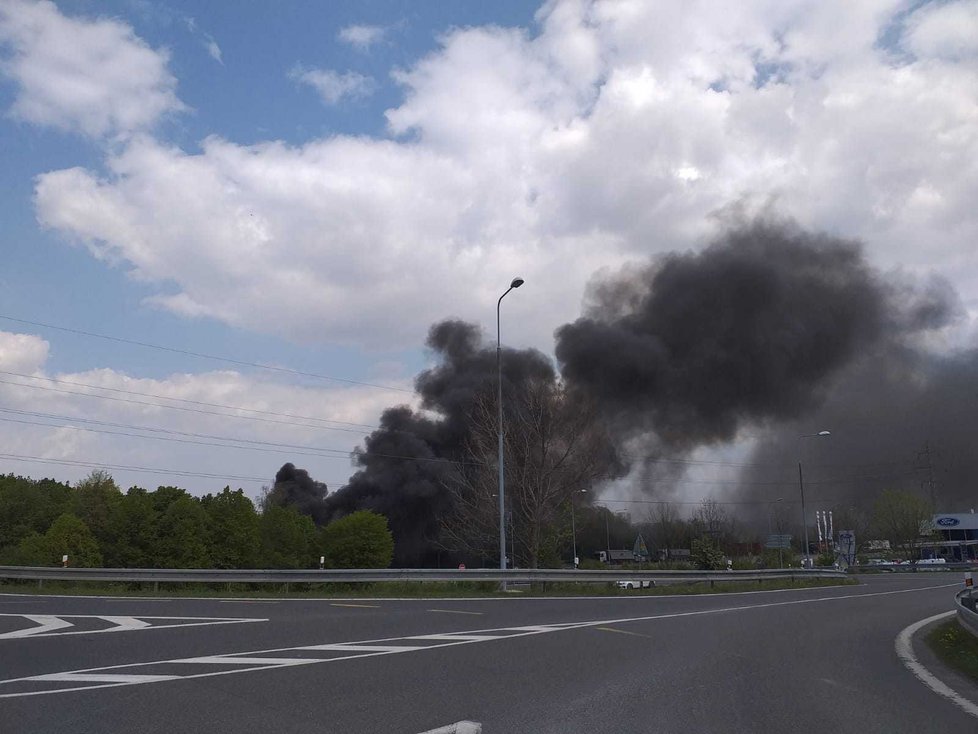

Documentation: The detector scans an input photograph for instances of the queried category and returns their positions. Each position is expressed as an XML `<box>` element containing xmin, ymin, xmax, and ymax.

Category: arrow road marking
<box><xmin>0</xmin><ymin>582</ymin><xmax>958</xmax><ymax>698</ymax></box>
<box><xmin>1</xmin><ymin>615</ymin><xmax>74</xmax><ymax>638</ymax></box>
<box><xmin>0</xmin><ymin>614</ymin><xmax>265</xmax><ymax>639</ymax></box>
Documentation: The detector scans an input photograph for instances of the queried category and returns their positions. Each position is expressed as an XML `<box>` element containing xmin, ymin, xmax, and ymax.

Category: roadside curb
<box><xmin>896</xmin><ymin>611</ymin><xmax>978</xmax><ymax>719</ymax></box>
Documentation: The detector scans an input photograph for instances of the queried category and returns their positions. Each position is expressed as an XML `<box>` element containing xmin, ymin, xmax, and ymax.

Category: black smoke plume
<box><xmin>555</xmin><ymin>219</ymin><xmax>891</xmax><ymax>448</ymax></box>
<box><xmin>266</xmin><ymin>463</ymin><xmax>329</xmax><ymax>524</ymax></box>
<box><xmin>324</xmin><ymin>320</ymin><xmax>556</xmax><ymax>566</ymax></box>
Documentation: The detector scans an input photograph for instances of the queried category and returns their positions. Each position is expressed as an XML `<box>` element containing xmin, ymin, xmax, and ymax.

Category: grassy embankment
<box><xmin>926</xmin><ymin>619</ymin><xmax>978</xmax><ymax>683</ymax></box>
<box><xmin>0</xmin><ymin>576</ymin><xmax>856</xmax><ymax>599</ymax></box>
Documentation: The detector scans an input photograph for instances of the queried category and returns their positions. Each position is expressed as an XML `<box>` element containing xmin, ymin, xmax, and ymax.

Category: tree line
<box><xmin>0</xmin><ymin>471</ymin><xmax>393</xmax><ymax>569</ymax></box>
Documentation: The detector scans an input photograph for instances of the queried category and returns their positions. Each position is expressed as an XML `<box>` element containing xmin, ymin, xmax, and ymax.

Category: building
<box><xmin>926</xmin><ymin>512</ymin><xmax>978</xmax><ymax>561</ymax></box>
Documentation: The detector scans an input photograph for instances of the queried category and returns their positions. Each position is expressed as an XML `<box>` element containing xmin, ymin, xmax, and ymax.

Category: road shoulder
<box><xmin>896</xmin><ymin>612</ymin><xmax>978</xmax><ymax>719</ymax></box>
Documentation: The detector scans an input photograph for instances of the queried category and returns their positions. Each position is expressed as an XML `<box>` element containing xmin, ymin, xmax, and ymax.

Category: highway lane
<box><xmin>0</xmin><ymin>575</ymin><xmax>972</xmax><ymax>732</ymax></box>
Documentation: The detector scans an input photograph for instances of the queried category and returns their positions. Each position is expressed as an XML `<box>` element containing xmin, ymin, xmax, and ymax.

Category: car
<box><xmin>616</xmin><ymin>580</ymin><xmax>655</xmax><ymax>589</ymax></box>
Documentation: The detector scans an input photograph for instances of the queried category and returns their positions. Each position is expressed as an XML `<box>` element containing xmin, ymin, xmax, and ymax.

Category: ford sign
<box><xmin>936</xmin><ymin>517</ymin><xmax>960</xmax><ymax>527</ymax></box>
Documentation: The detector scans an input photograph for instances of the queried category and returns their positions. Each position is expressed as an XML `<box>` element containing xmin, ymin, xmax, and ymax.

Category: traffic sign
<box><xmin>765</xmin><ymin>534</ymin><xmax>792</xmax><ymax>549</ymax></box>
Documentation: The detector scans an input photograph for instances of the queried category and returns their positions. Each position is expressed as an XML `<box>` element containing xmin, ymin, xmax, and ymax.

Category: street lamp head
<box><xmin>818</xmin><ymin>430</ymin><xmax>831</xmax><ymax>436</ymax></box>
<box><xmin>510</xmin><ymin>277</ymin><xmax>525</xmax><ymax>289</ymax></box>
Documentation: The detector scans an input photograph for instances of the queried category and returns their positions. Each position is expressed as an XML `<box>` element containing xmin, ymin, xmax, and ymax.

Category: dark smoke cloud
<box><xmin>324</xmin><ymin>320</ymin><xmax>556</xmax><ymax>566</ymax></box>
<box><xmin>324</xmin><ymin>215</ymin><xmax>973</xmax><ymax>558</ymax></box>
<box><xmin>738</xmin><ymin>343</ymin><xmax>978</xmax><ymax>515</ymax></box>
<box><xmin>556</xmin><ymin>219</ymin><xmax>892</xmax><ymax>448</ymax></box>
<box><xmin>267</xmin><ymin>463</ymin><xmax>329</xmax><ymax>523</ymax></box>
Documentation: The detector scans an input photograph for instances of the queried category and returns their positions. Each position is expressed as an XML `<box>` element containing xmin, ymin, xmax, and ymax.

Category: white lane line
<box><xmin>177</xmin><ymin>656</ymin><xmax>320</xmax><ymax>666</ymax></box>
<box><xmin>0</xmin><ymin>581</ymin><xmax>959</xmax><ymax>699</ymax></box>
<box><xmin>299</xmin><ymin>644</ymin><xmax>426</xmax><ymax>653</ymax></box>
<box><xmin>895</xmin><ymin>611</ymin><xmax>978</xmax><ymax>719</ymax></box>
<box><xmin>418</xmin><ymin>721</ymin><xmax>482</xmax><ymax>734</ymax></box>
<box><xmin>410</xmin><ymin>634</ymin><xmax>500</xmax><ymax>642</ymax></box>
<box><xmin>426</xmin><ymin>609</ymin><xmax>484</xmax><ymax>616</ymax></box>
<box><xmin>0</xmin><ymin>615</ymin><xmax>73</xmax><ymax>638</ymax></box>
<box><xmin>29</xmin><ymin>673</ymin><xmax>179</xmax><ymax>684</ymax></box>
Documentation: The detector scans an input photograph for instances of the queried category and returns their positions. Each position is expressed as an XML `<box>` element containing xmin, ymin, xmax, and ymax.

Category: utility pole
<box><xmin>916</xmin><ymin>441</ymin><xmax>937</xmax><ymax>509</ymax></box>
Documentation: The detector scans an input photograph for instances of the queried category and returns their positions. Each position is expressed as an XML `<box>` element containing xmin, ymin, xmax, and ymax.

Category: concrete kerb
<box><xmin>895</xmin><ymin>610</ymin><xmax>978</xmax><ymax>720</ymax></box>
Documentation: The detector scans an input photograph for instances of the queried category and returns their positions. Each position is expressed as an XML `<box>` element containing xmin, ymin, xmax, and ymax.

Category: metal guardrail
<box><xmin>955</xmin><ymin>588</ymin><xmax>978</xmax><ymax>639</ymax></box>
<box><xmin>849</xmin><ymin>562</ymin><xmax>978</xmax><ymax>573</ymax></box>
<box><xmin>0</xmin><ymin>565</ymin><xmax>847</xmax><ymax>586</ymax></box>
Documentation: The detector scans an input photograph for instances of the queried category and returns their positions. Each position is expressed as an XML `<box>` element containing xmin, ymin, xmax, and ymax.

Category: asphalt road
<box><xmin>0</xmin><ymin>575</ymin><xmax>973</xmax><ymax>733</ymax></box>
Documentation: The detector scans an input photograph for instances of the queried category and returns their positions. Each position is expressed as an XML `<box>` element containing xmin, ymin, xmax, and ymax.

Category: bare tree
<box><xmin>871</xmin><ymin>489</ymin><xmax>934</xmax><ymax>562</ymax></box>
<box><xmin>440</xmin><ymin>378</ymin><xmax>617</xmax><ymax>568</ymax></box>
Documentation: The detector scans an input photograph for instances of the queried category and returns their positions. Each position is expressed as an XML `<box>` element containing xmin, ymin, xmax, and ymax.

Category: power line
<box><xmin>0</xmin><ymin>369</ymin><xmax>379</xmax><ymax>429</ymax></box>
<box><xmin>0</xmin><ymin>378</ymin><xmax>373</xmax><ymax>435</ymax></box>
<box><xmin>0</xmin><ymin>409</ymin><xmax>473</xmax><ymax>467</ymax></box>
<box><xmin>0</xmin><ymin>452</ymin><xmax>272</xmax><ymax>484</ymax></box>
<box><xmin>0</xmin><ymin>314</ymin><xmax>412</xmax><ymax>393</ymax></box>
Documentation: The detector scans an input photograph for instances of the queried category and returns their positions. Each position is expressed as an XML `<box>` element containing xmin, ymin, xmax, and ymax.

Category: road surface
<box><xmin>0</xmin><ymin>575</ymin><xmax>972</xmax><ymax>732</ymax></box>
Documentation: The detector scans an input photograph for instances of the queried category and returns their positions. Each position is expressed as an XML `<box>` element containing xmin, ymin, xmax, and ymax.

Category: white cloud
<box><xmin>904</xmin><ymin>0</ymin><xmax>978</xmax><ymax>60</ymax></box>
<box><xmin>0</xmin><ymin>0</ymin><xmax>185</xmax><ymax>139</ymax></box>
<box><xmin>338</xmin><ymin>24</ymin><xmax>386</xmax><ymax>51</ymax></box>
<box><xmin>0</xmin><ymin>330</ymin><xmax>409</xmax><ymax>495</ymax></box>
<box><xmin>289</xmin><ymin>65</ymin><xmax>375</xmax><ymax>104</ymax></box>
<box><xmin>0</xmin><ymin>331</ymin><xmax>49</xmax><ymax>373</ymax></box>
<box><xmin>30</xmin><ymin>0</ymin><xmax>978</xmax><ymax>352</ymax></box>
<box><xmin>205</xmin><ymin>37</ymin><xmax>223</xmax><ymax>64</ymax></box>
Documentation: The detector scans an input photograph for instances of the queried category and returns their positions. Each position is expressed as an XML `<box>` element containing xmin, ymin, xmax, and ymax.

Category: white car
<box><xmin>616</xmin><ymin>580</ymin><xmax>655</xmax><ymax>589</ymax></box>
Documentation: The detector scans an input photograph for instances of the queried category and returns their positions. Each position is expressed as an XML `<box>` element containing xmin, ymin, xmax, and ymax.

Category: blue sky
<box><xmin>0</xmin><ymin>0</ymin><xmax>975</xmax><ymax>497</ymax></box>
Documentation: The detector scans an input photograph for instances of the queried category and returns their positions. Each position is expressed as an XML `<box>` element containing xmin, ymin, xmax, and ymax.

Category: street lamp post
<box><xmin>799</xmin><ymin>430</ymin><xmax>831</xmax><ymax>569</ymax></box>
<box><xmin>570</xmin><ymin>489</ymin><xmax>586</xmax><ymax>568</ymax></box>
<box><xmin>497</xmin><ymin>277</ymin><xmax>524</xmax><ymax>571</ymax></box>
<box><xmin>768</xmin><ymin>497</ymin><xmax>783</xmax><ymax>568</ymax></box>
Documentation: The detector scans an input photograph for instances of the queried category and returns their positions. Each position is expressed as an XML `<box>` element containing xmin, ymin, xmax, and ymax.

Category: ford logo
<box><xmin>936</xmin><ymin>517</ymin><xmax>960</xmax><ymax>527</ymax></box>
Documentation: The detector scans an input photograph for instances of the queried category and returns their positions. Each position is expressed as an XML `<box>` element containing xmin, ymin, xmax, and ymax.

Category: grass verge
<box><xmin>926</xmin><ymin>619</ymin><xmax>978</xmax><ymax>683</ymax></box>
<box><xmin>0</xmin><ymin>576</ymin><xmax>855</xmax><ymax>599</ymax></box>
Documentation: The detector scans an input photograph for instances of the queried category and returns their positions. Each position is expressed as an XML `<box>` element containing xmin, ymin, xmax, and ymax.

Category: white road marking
<box><xmin>30</xmin><ymin>673</ymin><xmax>180</xmax><ymax>684</ymax></box>
<box><xmin>177</xmin><ymin>656</ymin><xmax>319</xmax><ymax>666</ymax></box>
<box><xmin>410</xmin><ymin>634</ymin><xmax>499</xmax><ymax>642</ymax></box>
<box><xmin>418</xmin><ymin>721</ymin><xmax>482</xmax><ymax>734</ymax></box>
<box><xmin>0</xmin><ymin>581</ymin><xmax>957</xmax><ymax>699</ymax></box>
<box><xmin>1</xmin><ymin>615</ymin><xmax>73</xmax><ymax>638</ymax></box>
<box><xmin>0</xmin><ymin>613</ymin><xmax>266</xmax><ymax>639</ymax></box>
<box><xmin>299</xmin><ymin>643</ymin><xmax>425</xmax><ymax>653</ymax></box>
<box><xmin>426</xmin><ymin>609</ymin><xmax>484</xmax><ymax>615</ymax></box>
<box><xmin>895</xmin><ymin>611</ymin><xmax>978</xmax><ymax>719</ymax></box>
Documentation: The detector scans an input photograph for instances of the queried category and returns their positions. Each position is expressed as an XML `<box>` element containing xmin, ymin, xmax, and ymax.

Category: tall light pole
<box><xmin>768</xmin><ymin>497</ymin><xmax>783</xmax><ymax>568</ymax></box>
<box><xmin>799</xmin><ymin>430</ymin><xmax>831</xmax><ymax>569</ymax></box>
<box><xmin>497</xmin><ymin>277</ymin><xmax>524</xmax><ymax>570</ymax></box>
<box><xmin>570</xmin><ymin>489</ymin><xmax>587</xmax><ymax>568</ymax></box>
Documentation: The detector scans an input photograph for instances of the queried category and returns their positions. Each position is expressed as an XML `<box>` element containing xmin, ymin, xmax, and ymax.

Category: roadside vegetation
<box><xmin>926</xmin><ymin>619</ymin><xmax>978</xmax><ymax>683</ymax></box>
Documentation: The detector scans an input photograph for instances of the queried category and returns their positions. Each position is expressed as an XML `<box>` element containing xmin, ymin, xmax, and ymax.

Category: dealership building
<box><xmin>928</xmin><ymin>513</ymin><xmax>978</xmax><ymax>561</ymax></box>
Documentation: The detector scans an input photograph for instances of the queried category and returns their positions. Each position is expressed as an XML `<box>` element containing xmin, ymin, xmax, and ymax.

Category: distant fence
<box><xmin>955</xmin><ymin>588</ymin><xmax>978</xmax><ymax>639</ymax></box>
<box><xmin>0</xmin><ymin>566</ymin><xmax>847</xmax><ymax>586</ymax></box>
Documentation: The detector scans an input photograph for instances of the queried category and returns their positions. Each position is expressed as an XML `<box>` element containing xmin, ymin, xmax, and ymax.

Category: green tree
<box><xmin>157</xmin><ymin>495</ymin><xmax>211</xmax><ymax>568</ymax></box>
<box><xmin>259</xmin><ymin>506</ymin><xmax>316</xmax><ymax>569</ymax></box>
<box><xmin>691</xmin><ymin>538</ymin><xmax>725</xmax><ymax>570</ymax></box>
<box><xmin>320</xmin><ymin>511</ymin><xmax>394</xmax><ymax>569</ymax></box>
<box><xmin>15</xmin><ymin>513</ymin><xmax>103</xmax><ymax>567</ymax></box>
<box><xmin>105</xmin><ymin>487</ymin><xmax>159</xmax><ymax>567</ymax></box>
<box><xmin>0</xmin><ymin>474</ymin><xmax>72</xmax><ymax>551</ymax></box>
<box><xmin>71</xmin><ymin>470</ymin><xmax>123</xmax><ymax>559</ymax></box>
<box><xmin>203</xmin><ymin>487</ymin><xmax>260</xmax><ymax>568</ymax></box>
<box><xmin>871</xmin><ymin>489</ymin><xmax>933</xmax><ymax>562</ymax></box>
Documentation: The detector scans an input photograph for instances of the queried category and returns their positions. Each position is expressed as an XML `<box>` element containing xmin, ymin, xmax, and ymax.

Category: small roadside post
<box><xmin>319</xmin><ymin>556</ymin><xmax>324</xmax><ymax>570</ymax></box>
<box><xmin>62</xmin><ymin>554</ymin><xmax>68</xmax><ymax>568</ymax></box>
